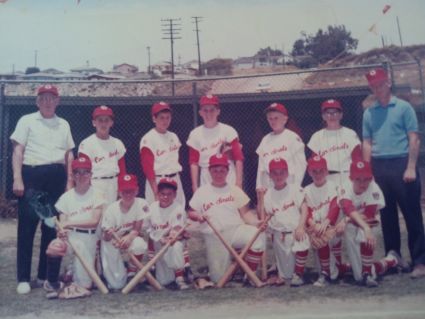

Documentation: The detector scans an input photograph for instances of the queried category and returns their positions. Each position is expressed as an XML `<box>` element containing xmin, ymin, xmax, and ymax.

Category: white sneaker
<box><xmin>290</xmin><ymin>274</ymin><xmax>305</xmax><ymax>287</ymax></box>
<box><xmin>175</xmin><ymin>276</ymin><xmax>189</xmax><ymax>290</ymax></box>
<box><xmin>17</xmin><ymin>282</ymin><xmax>31</xmax><ymax>295</ymax></box>
<box><xmin>313</xmin><ymin>273</ymin><xmax>330</xmax><ymax>287</ymax></box>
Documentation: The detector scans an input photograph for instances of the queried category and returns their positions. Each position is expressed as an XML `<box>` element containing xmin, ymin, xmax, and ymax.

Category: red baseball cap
<box><xmin>37</xmin><ymin>84</ymin><xmax>59</xmax><ymax>96</ymax></box>
<box><xmin>365</xmin><ymin>68</ymin><xmax>389</xmax><ymax>85</ymax></box>
<box><xmin>92</xmin><ymin>105</ymin><xmax>114</xmax><ymax>119</ymax></box>
<box><xmin>200</xmin><ymin>95</ymin><xmax>220</xmax><ymax>107</ymax></box>
<box><xmin>268</xmin><ymin>158</ymin><xmax>288</xmax><ymax>171</ymax></box>
<box><xmin>321</xmin><ymin>99</ymin><xmax>342</xmax><ymax>111</ymax></box>
<box><xmin>264</xmin><ymin>102</ymin><xmax>288</xmax><ymax>116</ymax></box>
<box><xmin>209</xmin><ymin>154</ymin><xmax>229</xmax><ymax>167</ymax></box>
<box><xmin>118</xmin><ymin>174</ymin><xmax>139</xmax><ymax>191</ymax></box>
<box><xmin>151</xmin><ymin>101</ymin><xmax>171</xmax><ymax>116</ymax></box>
<box><xmin>158</xmin><ymin>178</ymin><xmax>178</xmax><ymax>190</ymax></box>
<box><xmin>71</xmin><ymin>156</ymin><xmax>92</xmax><ymax>171</ymax></box>
<box><xmin>307</xmin><ymin>155</ymin><xmax>327</xmax><ymax>170</ymax></box>
<box><xmin>350</xmin><ymin>160</ymin><xmax>373</xmax><ymax>179</ymax></box>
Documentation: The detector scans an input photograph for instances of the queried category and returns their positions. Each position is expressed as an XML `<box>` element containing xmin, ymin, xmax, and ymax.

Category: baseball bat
<box><xmin>109</xmin><ymin>231</ymin><xmax>162</xmax><ymax>291</ymax></box>
<box><xmin>216</xmin><ymin>211</ymin><xmax>273</xmax><ymax>288</ymax></box>
<box><xmin>204</xmin><ymin>217</ymin><xmax>264</xmax><ymax>288</ymax></box>
<box><xmin>122</xmin><ymin>224</ymin><xmax>189</xmax><ymax>294</ymax></box>
<box><xmin>55</xmin><ymin>219</ymin><xmax>109</xmax><ymax>294</ymax></box>
<box><xmin>257</xmin><ymin>190</ymin><xmax>268</xmax><ymax>281</ymax></box>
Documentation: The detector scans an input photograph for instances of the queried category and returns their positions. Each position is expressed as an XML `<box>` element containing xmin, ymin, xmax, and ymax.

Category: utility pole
<box><xmin>146</xmin><ymin>46</ymin><xmax>151</xmax><ymax>74</ymax></box>
<box><xmin>396</xmin><ymin>16</ymin><xmax>404</xmax><ymax>47</ymax></box>
<box><xmin>192</xmin><ymin>16</ymin><xmax>203</xmax><ymax>76</ymax></box>
<box><xmin>161</xmin><ymin>18</ymin><xmax>181</xmax><ymax>96</ymax></box>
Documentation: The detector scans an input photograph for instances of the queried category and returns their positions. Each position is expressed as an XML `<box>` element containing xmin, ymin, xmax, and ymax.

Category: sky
<box><xmin>0</xmin><ymin>0</ymin><xmax>425</xmax><ymax>74</ymax></box>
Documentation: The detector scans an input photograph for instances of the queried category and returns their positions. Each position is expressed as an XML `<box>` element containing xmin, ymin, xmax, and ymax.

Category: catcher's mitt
<box><xmin>194</xmin><ymin>277</ymin><xmax>215</xmax><ymax>290</ymax></box>
<box><xmin>26</xmin><ymin>190</ymin><xmax>55</xmax><ymax>221</ymax></box>
<box><xmin>306</xmin><ymin>224</ymin><xmax>336</xmax><ymax>249</ymax></box>
<box><xmin>58</xmin><ymin>283</ymin><xmax>92</xmax><ymax>299</ymax></box>
<box><xmin>46</xmin><ymin>239</ymin><xmax>68</xmax><ymax>257</ymax></box>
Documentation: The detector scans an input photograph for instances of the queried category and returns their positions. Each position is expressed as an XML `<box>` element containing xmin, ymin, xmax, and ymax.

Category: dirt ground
<box><xmin>1</xmin><ymin>218</ymin><xmax>425</xmax><ymax>319</ymax></box>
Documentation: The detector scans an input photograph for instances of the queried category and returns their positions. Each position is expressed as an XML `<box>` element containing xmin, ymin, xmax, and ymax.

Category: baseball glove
<box><xmin>46</xmin><ymin>239</ymin><xmax>68</xmax><ymax>257</ymax></box>
<box><xmin>26</xmin><ymin>190</ymin><xmax>55</xmax><ymax>220</ymax></box>
<box><xmin>306</xmin><ymin>224</ymin><xmax>336</xmax><ymax>249</ymax></box>
<box><xmin>194</xmin><ymin>277</ymin><xmax>215</xmax><ymax>290</ymax></box>
<box><xmin>58</xmin><ymin>283</ymin><xmax>91</xmax><ymax>299</ymax></box>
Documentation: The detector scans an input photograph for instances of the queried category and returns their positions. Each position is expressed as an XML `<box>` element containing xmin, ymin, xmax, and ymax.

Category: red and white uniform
<box><xmin>308</xmin><ymin>127</ymin><xmax>360</xmax><ymax>185</ymax></box>
<box><xmin>55</xmin><ymin>186</ymin><xmax>106</xmax><ymax>288</ymax></box>
<box><xmin>264</xmin><ymin>184</ymin><xmax>309</xmax><ymax>279</ymax></box>
<box><xmin>256</xmin><ymin>129</ymin><xmax>306</xmax><ymax>189</ymax></box>
<box><xmin>147</xmin><ymin>201</ymin><xmax>186</xmax><ymax>285</ymax></box>
<box><xmin>140</xmin><ymin>128</ymin><xmax>184</xmax><ymax>206</ymax></box>
<box><xmin>189</xmin><ymin>184</ymin><xmax>265</xmax><ymax>282</ymax></box>
<box><xmin>304</xmin><ymin>180</ymin><xmax>341</xmax><ymax>279</ymax></box>
<box><xmin>338</xmin><ymin>180</ymin><xmax>385</xmax><ymax>281</ymax></box>
<box><xmin>100</xmin><ymin>198</ymin><xmax>150</xmax><ymax>289</ymax></box>
<box><xmin>79</xmin><ymin>134</ymin><xmax>126</xmax><ymax>204</ymax></box>
<box><xmin>187</xmin><ymin>123</ymin><xmax>242</xmax><ymax>186</ymax></box>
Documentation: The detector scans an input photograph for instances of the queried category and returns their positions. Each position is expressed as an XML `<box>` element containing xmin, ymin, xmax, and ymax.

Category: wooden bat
<box><xmin>216</xmin><ymin>211</ymin><xmax>273</xmax><ymax>288</ymax></box>
<box><xmin>109</xmin><ymin>231</ymin><xmax>162</xmax><ymax>291</ymax></box>
<box><xmin>204</xmin><ymin>217</ymin><xmax>264</xmax><ymax>288</ymax></box>
<box><xmin>257</xmin><ymin>190</ymin><xmax>268</xmax><ymax>281</ymax></box>
<box><xmin>122</xmin><ymin>224</ymin><xmax>189</xmax><ymax>294</ymax></box>
<box><xmin>55</xmin><ymin>219</ymin><xmax>109</xmax><ymax>294</ymax></box>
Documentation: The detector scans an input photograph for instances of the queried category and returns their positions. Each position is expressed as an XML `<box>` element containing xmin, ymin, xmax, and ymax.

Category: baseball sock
<box><xmin>317</xmin><ymin>245</ymin><xmax>331</xmax><ymax>276</ymax></box>
<box><xmin>295</xmin><ymin>250</ymin><xmax>308</xmax><ymax>275</ymax></box>
<box><xmin>245</xmin><ymin>249</ymin><xmax>263</xmax><ymax>271</ymax></box>
<box><xmin>360</xmin><ymin>243</ymin><xmax>374</xmax><ymax>275</ymax></box>
<box><xmin>148</xmin><ymin>239</ymin><xmax>155</xmax><ymax>261</ymax></box>
<box><xmin>46</xmin><ymin>256</ymin><xmax>62</xmax><ymax>288</ymax></box>
<box><xmin>374</xmin><ymin>256</ymin><xmax>397</xmax><ymax>275</ymax></box>
<box><xmin>175</xmin><ymin>269</ymin><xmax>184</xmax><ymax>278</ymax></box>
<box><xmin>331</xmin><ymin>240</ymin><xmax>351</xmax><ymax>274</ymax></box>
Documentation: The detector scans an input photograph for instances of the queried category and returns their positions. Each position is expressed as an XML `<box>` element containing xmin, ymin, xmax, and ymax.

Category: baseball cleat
<box><xmin>290</xmin><ymin>274</ymin><xmax>305</xmax><ymax>287</ymax></box>
<box><xmin>175</xmin><ymin>276</ymin><xmax>190</xmax><ymax>290</ymax></box>
<box><xmin>410</xmin><ymin>264</ymin><xmax>425</xmax><ymax>279</ymax></box>
<box><xmin>184</xmin><ymin>266</ymin><xmax>195</xmax><ymax>284</ymax></box>
<box><xmin>363</xmin><ymin>273</ymin><xmax>378</xmax><ymax>288</ymax></box>
<box><xmin>313</xmin><ymin>273</ymin><xmax>330</xmax><ymax>287</ymax></box>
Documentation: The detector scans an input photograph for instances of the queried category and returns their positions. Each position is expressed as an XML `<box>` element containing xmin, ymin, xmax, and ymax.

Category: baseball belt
<box><xmin>155</xmin><ymin>173</ymin><xmax>177</xmax><ymax>178</ymax></box>
<box><xmin>92</xmin><ymin>174</ymin><xmax>118</xmax><ymax>180</ymax></box>
<box><xmin>72</xmin><ymin>228</ymin><xmax>97</xmax><ymax>234</ymax></box>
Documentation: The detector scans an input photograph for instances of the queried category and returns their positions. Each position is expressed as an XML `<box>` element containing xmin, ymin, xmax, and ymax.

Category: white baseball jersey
<box><xmin>101</xmin><ymin>198</ymin><xmax>150</xmax><ymax>236</ymax></box>
<box><xmin>189</xmin><ymin>183</ymin><xmax>249</xmax><ymax>234</ymax></box>
<box><xmin>256</xmin><ymin>129</ymin><xmax>306</xmax><ymax>189</ymax></box>
<box><xmin>338</xmin><ymin>180</ymin><xmax>385</xmax><ymax>216</ymax></box>
<box><xmin>55</xmin><ymin>186</ymin><xmax>106</xmax><ymax>224</ymax></box>
<box><xmin>187</xmin><ymin>123</ymin><xmax>239</xmax><ymax>185</ymax></box>
<box><xmin>79</xmin><ymin>134</ymin><xmax>126</xmax><ymax>178</ymax></box>
<box><xmin>307</xmin><ymin>127</ymin><xmax>360</xmax><ymax>172</ymax></box>
<box><xmin>304</xmin><ymin>180</ymin><xmax>339</xmax><ymax>223</ymax></box>
<box><xmin>147</xmin><ymin>201</ymin><xmax>186</xmax><ymax>242</ymax></box>
<box><xmin>264</xmin><ymin>184</ymin><xmax>305</xmax><ymax>232</ymax></box>
<box><xmin>140</xmin><ymin>128</ymin><xmax>182</xmax><ymax>175</ymax></box>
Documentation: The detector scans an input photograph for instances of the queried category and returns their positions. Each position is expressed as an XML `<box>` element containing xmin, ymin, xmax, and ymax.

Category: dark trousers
<box><xmin>17</xmin><ymin>164</ymin><xmax>67</xmax><ymax>282</ymax></box>
<box><xmin>372</xmin><ymin>157</ymin><xmax>425</xmax><ymax>266</ymax></box>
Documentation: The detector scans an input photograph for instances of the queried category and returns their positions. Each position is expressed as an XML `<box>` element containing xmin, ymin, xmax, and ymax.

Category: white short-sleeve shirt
<box><xmin>10</xmin><ymin>111</ymin><xmax>75</xmax><ymax>165</ymax></box>
<box><xmin>304</xmin><ymin>180</ymin><xmax>339</xmax><ymax>223</ymax></box>
<box><xmin>147</xmin><ymin>201</ymin><xmax>186</xmax><ymax>242</ymax></box>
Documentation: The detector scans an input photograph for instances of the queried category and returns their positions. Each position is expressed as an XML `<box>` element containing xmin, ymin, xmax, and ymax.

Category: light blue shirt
<box><xmin>362</xmin><ymin>96</ymin><xmax>418</xmax><ymax>159</ymax></box>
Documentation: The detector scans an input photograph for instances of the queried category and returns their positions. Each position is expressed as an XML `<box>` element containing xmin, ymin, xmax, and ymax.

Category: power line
<box><xmin>192</xmin><ymin>16</ymin><xmax>203</xmax><ymax>76</ymax></box>
<box><xmin>161</xmin><ymin>18</ymin><xmax>181</xmax><ymax>96</ymax></box>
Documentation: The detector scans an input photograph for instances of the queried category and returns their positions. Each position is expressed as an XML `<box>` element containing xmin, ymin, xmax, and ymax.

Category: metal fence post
<box><xmin>414</xmin><ymin>58</ymin><xmax>425</xmax><ymax>125</ymax></box>
<box><xmin>192</xmin><ymin>81</ymin><xmax>198</xmax><ymax>128</ymax></box>
<box><xmin>0</xmin><ymin>83</ymin><xmax>6</xmax><ymax>195</ymax></box>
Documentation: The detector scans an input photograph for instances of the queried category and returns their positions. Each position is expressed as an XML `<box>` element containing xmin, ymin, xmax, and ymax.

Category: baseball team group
<box><xmin>10</xmin><ymin>67</ymin><xmax>425</xmax><ymax>299</ymax></box>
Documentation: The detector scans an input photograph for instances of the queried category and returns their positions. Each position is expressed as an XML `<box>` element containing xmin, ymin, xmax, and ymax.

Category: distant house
<box><xmin>151</xmin><ymin>62</ymin><xmax>172</xmax><ymax>77</ymax></box>
<box><xmin>42</xmin><ymin>68</ymin><xmax>64</xmax><ymax>75</ymax></box>
<box><xmin>0</xmin><ymin>73</ymin><xmax>18</xmax><ymax>80</ymax></box>
<box><xmin>233</xmin><ymin>57</ymin><xmax>255</xmax><ymax>70</ymax></box>
<box><xmin>181</xmin><ymin>60</ymin><xmax>199</xmax><ymax>75</ymax></box>
<box><xmin>70</xmin><ymin>66</ymin><xmax>103</xmax><ymax>75</ymax></box>
<box><xmin>112</xmin><ymin>63</ymin><xmax>138</xmax><ymax>75</ymax></box>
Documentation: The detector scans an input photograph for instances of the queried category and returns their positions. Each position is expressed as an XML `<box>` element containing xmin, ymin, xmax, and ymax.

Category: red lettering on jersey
<box><xmin>109</xmin><ymin>149</ymin><xmax>119</xmax><ymax>158</ymax></box>
<box><xmin>211</xmin><ymin>138</ymin><xmax>225</xmax><ymax>150</ymax></box>
<box><xmin>310</xmin><ymin>197</ymin><xmax>331</xmax><ymax>212</ymax></box>
<box><xmin>319</xmin><ymin>143</ymin><xmax>349</xmax><ymax>157</ymax></box>
<box><xmin>156</xmin><ymin>149</ymin><xmax>166</xmax><ymax>157</ymax></box>
<box><xmin>152</xmin><ymin>221</ymin><xmax>170</xmax><ymax>231</ymax></box>
<box><xmin>68</xmin><ymin>204</ymin><xmax>94</xmax><ymax>217</ymax></box>
<box><xmin>94</xmin><ymin>156</ymin><xmax>105</xmax><ymax>163</ymax></box>
<box><xmin>169</xmin><ymin>144</ymin><xmax>179</xmax><ymax>152</ymax></box>
<box><xmin>216</xmin><ymin>194</ymin><xmax>235</xmax><ymax>205</ymax></box>
<box><xmin>281</xmin><ymin>201</ymin><xmax>295</xmax><ymax>211</ymax></box>
<box><xmin>203</xmin><ymin>202</ymin><xmax>214</xmax><ymax>212</ymax></box>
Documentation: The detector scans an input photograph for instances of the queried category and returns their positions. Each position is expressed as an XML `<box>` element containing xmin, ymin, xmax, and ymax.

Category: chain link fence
<box><xmin>1</xmin><ymin>62</ymin><xmax>424</xmax><ymax>206</ymax></box>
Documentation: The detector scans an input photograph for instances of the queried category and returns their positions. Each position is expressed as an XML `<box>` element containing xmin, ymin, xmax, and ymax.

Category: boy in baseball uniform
<box><xmin>256</xmin><ymin>103</ymin><xmax>306</xmax><ymax>197</ymax></box>
<box><xmin>339</xmin><ymin>160</ymin><xmax>399</xmax><ymax>287</ymax></box>
<box><xmin>187</xmin><ymin>95</ymin><xmax>244</xmax><ymax>194</ymax></box>
<box><xmin>140</xmin><ymin>101</ymin><xmax>185</xmax><ymax>207</ymax></box>
<box><xmin>44</xmin><ymin>157</ymin><xmax>106</xmax><ymax>298</ymax></box>
<box><xmin>303</xmin><ymin>155</ymin><xmax>342</xmax><ymax>287</ymax></box>
<box><xmin>79</xmin><ymin>105</ymin><xmax>126</xmax><ymax>204</ymax></box>
<box><xmin>188</xmin><ymin>154</ymin><xmax>265</xmax><ymax>284</ymax></box>
<box><xmin>263</xmin><ymin>158</ymin><xmax>310</xmax><ymax>287</ymax></box>
<box><xmin>101</xmin><ymin>174</ymin><xmax>150</xmax><ymax>290</ymax></box>
<box><xmin>147</xmin><ymin>178</ymin><xmax>189</xmax><ymax>290</ymax></box>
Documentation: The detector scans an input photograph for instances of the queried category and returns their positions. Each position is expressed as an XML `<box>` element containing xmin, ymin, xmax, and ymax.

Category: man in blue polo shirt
<box><xmin>362</xmin><ymin>67</ymin><xmax>425</xmax><ymax>278</ymax></box>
